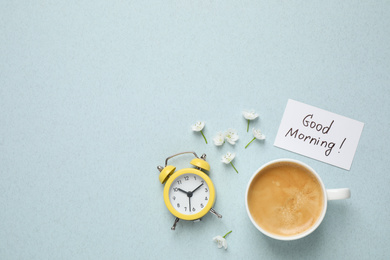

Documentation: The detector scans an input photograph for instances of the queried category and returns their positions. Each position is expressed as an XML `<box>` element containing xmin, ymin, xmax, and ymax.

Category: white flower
<box><xmin>191</xmin><ymin>121</ymin><xmax>205</xmax><ymax>132</ymax></box>
<box><xmin>242</xmin><ymin>110</ymin><xmax>259</xmax><ymax>120</ymax></box>
<box><xmin>221</xmin><ymin>152</ymin><xmax>238</xmax><ymax>173</ymax></box>
<box><xmin>242</xmin><ymin>110</ymin><xmax>259</xmax><ymax>132</ymax></box>
<box><xmin>213</xmin><ymin>236</ymin><xmax>227</xmax><ymax>249</ymax></box>
<box><xmin>213</xmin><ymin>132</ymin><xmax>225</xmax><ymax>146</ymax></box>
<box><xmin>221</xmin><ymin>152</ymin><xmax>235</xmax><ymax>164</ymax></box>
<box><xmin>213</xmin><ymin>231</ymin><xmax>232</xmax><ymax>250</ymax></box>
<box><xmin>253</xmin><ymin>128</ymin><xmax>266</xmax><ymax>140</ymax></box>
<box><xmin>245</xmin><ymin>128</ymin><xmax>266</xmax><ymax>149</ymax></box>
<box><xmin>212</xmin><ymin>129</ymin><xmax>238</xmax><ymax>146</ymax></box>
<box><xmin>224</xmin><ymin>128</ymin><xmax>239</xmax><ymax>145</ymax></box>
<box><xmin>191</xmin><ymin>121</ymin><xmax>208</xmax><ymax>144</ymax></box>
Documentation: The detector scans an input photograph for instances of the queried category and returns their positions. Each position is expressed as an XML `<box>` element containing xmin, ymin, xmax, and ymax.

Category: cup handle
<box><xmin>326</xmin><ymin>188</ymin><xmax>351</xmax><ymax>200</ymax></box>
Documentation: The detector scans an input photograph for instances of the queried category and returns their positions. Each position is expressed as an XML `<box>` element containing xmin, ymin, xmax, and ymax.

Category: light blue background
<box><xmin>1</xmin><ymin>1</ymin><xmax>389</xmax><ymax>259</ymax></box>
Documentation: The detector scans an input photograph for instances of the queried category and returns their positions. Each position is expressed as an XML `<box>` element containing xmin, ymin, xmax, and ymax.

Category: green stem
<box><xmin>223</xmin><ymin>230</ymin><xmax>232</xmax><ymax>238</ymax></box>
<box><xmin>230</xmin><ymin>162</ymin><xmax>238</xmax><ymax>173</ymax></box>
<box><xmin>245</xmin><ymin>137</ymin><xmax>256</xmax><ymax>149</ymax></box>
<box><xmin>200</xmin><ymin>130</ymin><xmax>208</xmax><ymax>144</ymax></box>
<box><xmin>247</xmin><ymin>120</ymin><xmax>250</xmax><ymax>132</ymax></box>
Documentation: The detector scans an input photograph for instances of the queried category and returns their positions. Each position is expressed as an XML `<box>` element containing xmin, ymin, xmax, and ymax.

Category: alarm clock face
<box><xmin>168</xmin><ymin>173</ymin><xmax>211</xmax><ymax>215</ymax></box>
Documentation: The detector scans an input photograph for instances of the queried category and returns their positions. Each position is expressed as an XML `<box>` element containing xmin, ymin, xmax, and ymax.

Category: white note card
<box><xmin>274</xmin><ymin>99</ymin><xmax>364</xmax><ymax>170</ymax></box>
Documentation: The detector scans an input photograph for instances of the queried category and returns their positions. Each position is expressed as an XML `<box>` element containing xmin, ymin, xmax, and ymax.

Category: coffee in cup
<box><xmin>245</xmin><ymin>159</ymin><xmax>350</xmax><ymax>240</ymax></box>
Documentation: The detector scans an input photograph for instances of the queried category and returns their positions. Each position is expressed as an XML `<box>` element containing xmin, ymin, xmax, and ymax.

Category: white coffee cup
<box><xmin>245</xmin><ymin>158</ymin><xmax>351</xmax><ymax>241</ymax></box>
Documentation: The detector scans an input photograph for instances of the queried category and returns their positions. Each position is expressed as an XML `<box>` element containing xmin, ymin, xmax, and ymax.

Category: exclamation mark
<box><xmin>338</xmin><ymin>138</ymin><xmax>346</xmax><ymax>153</ymax></box>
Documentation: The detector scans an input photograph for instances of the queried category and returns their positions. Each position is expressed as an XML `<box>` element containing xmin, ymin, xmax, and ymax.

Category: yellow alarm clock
<box><xmin>157</xmin><ymin>151</ymin><xmax>222</xmax><ymax>230</ymax></box>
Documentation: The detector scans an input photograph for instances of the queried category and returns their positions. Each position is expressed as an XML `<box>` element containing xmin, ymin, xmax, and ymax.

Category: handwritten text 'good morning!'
<box><xmin>284</xmin><ymin>114</ymin><xmax>346</xmax><ymax>156</ymax></box>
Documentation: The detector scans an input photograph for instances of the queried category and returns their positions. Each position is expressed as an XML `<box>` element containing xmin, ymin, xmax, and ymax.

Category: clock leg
<box><xmin>171</xmin><ymin>217</ymin><xmax>180</xmax><ymax>230</ymax></box>
<box><xmin>210</xmin><ymin>208</ymin><xmax>222</xmax><ymax>218</ymax></box>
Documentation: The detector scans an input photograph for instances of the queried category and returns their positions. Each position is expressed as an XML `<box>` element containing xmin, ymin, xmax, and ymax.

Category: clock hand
<box><xmin>178</xmin><ymin>188</ymin><xmax>195</xmax><ymax>197</ymax></box>
<box><xmin>178</xmin><ymin>188</ymin><xmax>188</xmax><ymax>194</ymax></box>
<box><xmin>191</xmin><ymin>183</ymin><xmax>204</xmax><ymax>193</ymax></box>
<box><xmin>176</xmin><ymin>188</ymin><xmax>193</xmax><ymax>211</ymax></box>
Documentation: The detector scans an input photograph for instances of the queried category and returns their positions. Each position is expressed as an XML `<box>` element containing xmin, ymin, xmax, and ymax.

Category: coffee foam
<box><xmin>247</xmin><ymin>162</ymin><xmax>324</xmax><ymax>237</ymax></box>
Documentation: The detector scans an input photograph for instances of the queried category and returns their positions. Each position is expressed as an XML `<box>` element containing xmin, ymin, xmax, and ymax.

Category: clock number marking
<box><xmin>177</xmin><ymin>203</ymin><xmax>180</xmax><ymax>208</ymax></box>
<box><xmin>184</xmin><ymin>207</ymin><xmax>187</xmax><ymax>211</ymax></box>
<box><xmin>205</xmin><ymin>196</ymin><xmax>208</xmax><ymax>200</ymax></box>
<box><xmin>205</xmin><ymin>188</ymin><xmax>208</xmax><ymax>192</ymax></box>
<box><xmin>192</xmin><ymin>207</ymin><xmax>196</xmax><ymax>212</ymax></box>
<box><xmin>172</xmin><ymin>196</ymin><xmax>176</xmax><ymax>200</ymax></box>
<box><xmin>173</xmin><ymin>187</ymin><xmax>178</xmax><ymax>192</ymax></box>
<box><xmin>193</xmin><ymin>176</ymin><xmax>197</xmax><ymax>180</ymax></box>
<box><xmin>184</xmin><ymin>176</ymin><xmax>189</xmax><ymax>181</ymax></box>
<box><xmin>200</xmin><ymin>203</ymin><xmax>204</xmax><ymax>208</ymax></box>
<box><xmin>177</xmin><ymin>180</ymin><xmax>182</xmax><ymax>185</ymax></box>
